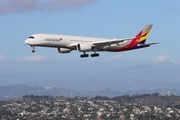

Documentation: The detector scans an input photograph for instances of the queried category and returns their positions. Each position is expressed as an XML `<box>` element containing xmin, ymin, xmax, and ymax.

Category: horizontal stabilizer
<box><xmin>137</xmin><ymin>42</ymin><xmax>160</xmax><ymax>48</ymax></box>
<box><xmin>144</xmin><ymin>42</ymin><xmax>160</xmax><ymax>46</ymax></box>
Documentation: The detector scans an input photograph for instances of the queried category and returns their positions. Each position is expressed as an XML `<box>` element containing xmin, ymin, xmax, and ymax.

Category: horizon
<box><xmin>0</xmin><ymin>0</ymin><xmax>180</xmax><ymax>92</ymax></box>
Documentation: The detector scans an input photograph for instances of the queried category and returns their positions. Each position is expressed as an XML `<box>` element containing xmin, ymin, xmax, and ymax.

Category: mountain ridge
<box><xmin>0</xmin><ymin>84</ymin><xmax>180</xmax><ymax>100</ymax></box>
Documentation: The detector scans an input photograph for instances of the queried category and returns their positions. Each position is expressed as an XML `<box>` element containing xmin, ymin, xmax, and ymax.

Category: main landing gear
<box><xmin>80</xmin><ymin>52</ymin><xmax>99</xmax><ymax>58</ymax></box>
<box><xmin>31</xmin><ymin>46</ymin><xmax>35</xmax><ymax>53</ymax></box>
<box><xmin>91</xmin><ymin>53</ymin><xmax>99</xmax><ymax>57</ymax></box>
<box><xmin>91</xmin><ymin>51</ymin><xmax>99</xmax><ymax>57</ymax></box>
<box><xmin>80</xmin><ymin>54</ymin><xmax>89</xmax><ymax>58</ymax></box>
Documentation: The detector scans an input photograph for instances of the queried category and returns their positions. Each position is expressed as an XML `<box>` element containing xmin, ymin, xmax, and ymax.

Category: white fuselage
<box><xmin>25</xmin><ymin>34</ymin><xmax>130</xmax><ymax>52</ymax></box>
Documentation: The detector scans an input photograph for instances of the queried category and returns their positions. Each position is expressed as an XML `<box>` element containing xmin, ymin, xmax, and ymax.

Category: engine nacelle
<box><xmin>77</xmin><ymin>44</ymin><xmax>92</xmax><ymax>52</ymax></box>
<box><xmin>57</xmin><ymin>48</ymin><xmax>72</xmax><ymax>53</ymax></box>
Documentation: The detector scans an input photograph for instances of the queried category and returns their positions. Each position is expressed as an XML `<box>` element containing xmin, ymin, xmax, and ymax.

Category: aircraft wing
<box><xmin>91</xmin><ymin>37</ymin><xmax>137</xmax><ymax>50</ymax></box>
<box><xmin>92</xmin><ymin>37</ymin><xmax>136</xmax><ymax>45</ymax></box>
<box><xmin>67</xmin><ymin>37</ymin><xmax>138</xmax><ymax>50</ymax></box>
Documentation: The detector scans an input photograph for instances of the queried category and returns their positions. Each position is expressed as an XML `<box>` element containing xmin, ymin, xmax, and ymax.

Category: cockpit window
<box><xmin>29</xmin><ymin>36</ymin><xmax>34</xmax><ymax>39</ymax></box>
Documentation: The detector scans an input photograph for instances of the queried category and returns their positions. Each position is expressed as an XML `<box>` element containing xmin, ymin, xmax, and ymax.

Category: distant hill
<box><xmin>0</xmin><ymin>65</ymin><xmax>180</xmax><ymax>92</ymax></box>
<box><xmin>0</xmin><ymin>84</ymin><xmax>180</xmax><ymax>100</ymax></box>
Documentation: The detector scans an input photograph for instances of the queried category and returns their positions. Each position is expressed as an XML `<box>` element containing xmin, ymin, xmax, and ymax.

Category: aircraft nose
<box><xmin>25</xmin><ymin>39</ymin><xmax>29</xmax><ymax>44</ymax></box>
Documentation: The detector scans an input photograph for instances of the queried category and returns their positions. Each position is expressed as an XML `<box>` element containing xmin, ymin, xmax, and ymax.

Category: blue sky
<box><xmin>0</xmin><ymin>0</ymin><xmax>180</xmax><ymax>74</ymax></box>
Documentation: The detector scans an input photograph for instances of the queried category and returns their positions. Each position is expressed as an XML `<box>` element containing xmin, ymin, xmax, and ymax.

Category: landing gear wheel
<box><xmin>91</xmin><ymin>53</ymin><xmax>99</xmax><ymax>57</ymax></box>
<box><xmin>32</xmin><ymin>50</ymin><xmax>35</xmax><ymax>53</ymax></box>
<box><xmin>80</xmin><ymin>54</ymin><xmax>89</xmax><ymax>58</ymax></box>
<box><xmin>31</xmin><ymin>45</ymin><xmax>35</xmax><ymax>53</ymax></box>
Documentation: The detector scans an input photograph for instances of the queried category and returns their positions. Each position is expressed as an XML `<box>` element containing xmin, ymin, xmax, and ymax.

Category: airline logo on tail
<box><xmin>116</xmin><ymin>24</ymin><xmax>153</xmax><ymax>51</ymax></box>
<box><xmin>136</xmin><ymin>24</ymin><xmax>152</xmax><ymax>44</ymax></box>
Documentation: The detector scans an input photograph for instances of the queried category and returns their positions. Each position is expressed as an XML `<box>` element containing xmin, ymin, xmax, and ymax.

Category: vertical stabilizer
<box><xmin>136</xmin><ymin>24</ymin><xmax>153</xmax><ymax>44</ymax></box>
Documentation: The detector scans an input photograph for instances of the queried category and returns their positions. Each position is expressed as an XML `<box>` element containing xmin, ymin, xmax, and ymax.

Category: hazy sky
<box><xmin>0</xmin><ymin>0</ymin><xmax>180</xmax><ymax>74</ymax></box>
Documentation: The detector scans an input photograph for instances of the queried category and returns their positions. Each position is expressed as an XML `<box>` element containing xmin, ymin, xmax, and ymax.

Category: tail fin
<box><xmin>127</xmin><ymin>24</ymin><xmax>153</xmax><ymax>49</ymax></box>
<box><xmin>115</xmin><ymin>24</ymin><xmax>159</xmax><ymax>52</ymax></box>
<box><xmin>135</xmin><ymin>24</ymin><xmax>153</xmax><ymax>44</ymax></box>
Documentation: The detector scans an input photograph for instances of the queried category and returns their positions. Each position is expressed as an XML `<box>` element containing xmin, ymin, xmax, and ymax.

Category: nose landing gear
<box><xmin>31</xmin><ymin>46</ymin><xmax>35</xmax><ymax>53</ymax></box>
<box><xmin>32</xmin><ymin>50</ymin><xmax>35</xmax><ymax>53</ymax></box>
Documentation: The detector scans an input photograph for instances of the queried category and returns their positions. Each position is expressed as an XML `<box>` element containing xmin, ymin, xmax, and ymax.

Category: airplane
<box><xmin>25</xmin><ymin>24</ymin><xmax>159</xmax><ymax>58</ymax></box>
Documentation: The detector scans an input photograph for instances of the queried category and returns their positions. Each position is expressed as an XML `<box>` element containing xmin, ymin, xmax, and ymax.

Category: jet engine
<box><xmin>57</xmin><ymin>48</ymin><xmax>72</xmax><ymax>53</ymax></box>
<box><xmin>77</xmin><ymin>44</ymin><xmax>92</xmax><ymax>52</ymax></box>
